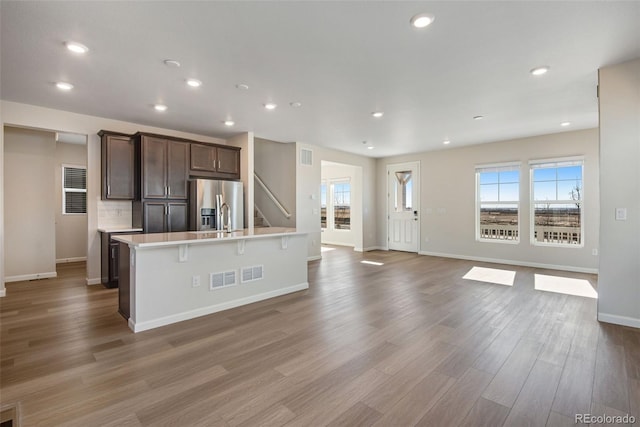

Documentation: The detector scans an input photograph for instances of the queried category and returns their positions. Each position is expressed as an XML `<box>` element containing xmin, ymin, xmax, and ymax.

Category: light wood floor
<box><xmin>1</xmin><ymin>248</ymin><xmax>638</xmax><ymax>426</ymax></box>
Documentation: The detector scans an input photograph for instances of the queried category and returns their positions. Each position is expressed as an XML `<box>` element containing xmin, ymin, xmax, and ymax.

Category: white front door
<box><xmin>388</xmin><ymin>162</ymin><xmax>420</xmax><ymax>252</ymax></box>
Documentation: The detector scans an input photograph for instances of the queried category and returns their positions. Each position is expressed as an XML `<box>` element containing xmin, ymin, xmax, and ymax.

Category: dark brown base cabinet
<box><xmin>100</xmin><ymin>231</ymin><xmax>141</xmax><ymax>288</ymax></box>
<box><xmin>133</xmin><ymin>201</ymin><xmax>188</xmax><ymax>233</ymax></box>
<box><xmin>118</xmin><ymin>242</ymin><xmax>131</xmax><ymax>319</ymax></box>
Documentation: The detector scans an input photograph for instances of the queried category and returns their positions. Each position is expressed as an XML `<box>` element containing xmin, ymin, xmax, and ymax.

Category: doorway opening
<box><xmin>320</xmin><ymin>160</ymin><xmax>364</xmax><ymax>251</ymax></box>
<box><xmin>3</xmin><ymin>126</ymin><xmax>87</xmax><ymax>283</ymax></box>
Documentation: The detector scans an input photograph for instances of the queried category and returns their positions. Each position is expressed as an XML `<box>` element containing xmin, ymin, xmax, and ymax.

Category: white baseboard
<box><xmin>129</xmin><ymin>282</ymin><xmax>309</xmax><ymax>333</ymax></box>
<box><xmin>0</xmin><ymin>288</ymin><xmax>5</xmax><ymax>297</ymax></box>
<box><xmin>354</xmin><ymin>247</ymin><xmax>363</xmax><ymax>252</ymax></box>
<box><xmin>363</xmin><ymin>246</ymin><xmax>387</xmax><ymax>252</ymax></box>
<box><xmin>418</xmin><ymin>251</ymin><xmax>598</xmax><ymax>274</ymax></box>
<box><xmin>598</xmin><ymin>312</ymin><xmax>640</xmax><ymax>329</ymax></box>
<box><xmin>56</xmin><ymin>257</ymin><xmax>87</xmax><ymax>264</ymax></box>
<box><xmin>307</xmin><ymin>255</ymin><xmax>322</xmax><ymax>261</ymax></box>
<box><xmin>86</xmin><ymin>278</ymin><xmax>102</xmax><ymax>285</ymax></box>
<box><xmin>4</xmin><ymin>271</ymin><xmax>57</xmax><ymax>283</ymax></box>
<box><xmin>321</xmin><ymin>241</ymin><xmax>355</xmax><ymax>248</ymax></box>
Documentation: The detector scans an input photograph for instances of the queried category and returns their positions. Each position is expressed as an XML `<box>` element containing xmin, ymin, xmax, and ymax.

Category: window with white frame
<box><xmin>476</xmin><ymin>163</ymin><xmax>520</xmax><ymax>242</ymax></box>
<box><xmin>530</xmin><ymin>158</ymin><xmax>583</xmax><ymax>246</ymax></box>
<box><xmin>62</xmin><ymin>165</ymin><xmax>87</xmax><ymax>214</ymax></box>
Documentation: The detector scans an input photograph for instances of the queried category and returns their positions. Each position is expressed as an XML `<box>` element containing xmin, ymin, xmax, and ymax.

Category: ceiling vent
<box><xmin>300</xmin><ymin>148</ymin><xmax>313</xmax><ymax>166</ymax></box>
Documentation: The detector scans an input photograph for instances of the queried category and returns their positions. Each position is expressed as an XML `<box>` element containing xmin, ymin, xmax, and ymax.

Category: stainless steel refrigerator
<box><xmin>189</xmin><ymin>179</ymin><xmax>244</xmax><ymax>231</ymax></box>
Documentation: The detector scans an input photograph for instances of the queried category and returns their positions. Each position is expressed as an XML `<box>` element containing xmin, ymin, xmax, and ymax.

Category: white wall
<box><xmin>55</xmin><ymin>141</ymin><xmax>87</xmax><ymax>262</ymax></box>
<box><xmin>377</xmin><ymin>128</ymin><xmax>600</xmax><ymax>273</ymax></box>
<box><xmin>321</xmin><ymin>162</ymin><xmax>363</xmax><ymax>248</ymax></box>
<box><xmin>597</xmin><ymin>58</ymin><xmax>640</xmax><ymax>328</ymax></box>
<box><xmin>4</xmin><ymin>126</ymin><xmax>57</xmax><ymax>281</ymax></box>
<box><xmin>254</xmin><ymin>138</ymin><xmax>296</xmax><ymax>228</ymax></box>
<box><xmin>1</xmin><ymin>101</ymin><xmax>227</xmax><ymax>287</ymax></box>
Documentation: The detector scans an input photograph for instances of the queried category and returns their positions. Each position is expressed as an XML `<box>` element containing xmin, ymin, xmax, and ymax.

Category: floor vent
<box><xmin>241</xmin><ymin>265</ymin><xmax>264</xmax><ymax>283</ymax></box>
<box><xmin>300</xmin><ymin>148</ymin><xmax>313</xmax><ymax>166</ymax></box>
<box><xmin>209</xmin><ymin>271</ymin><xmax>237</xmax><ymax>290</ymax></box>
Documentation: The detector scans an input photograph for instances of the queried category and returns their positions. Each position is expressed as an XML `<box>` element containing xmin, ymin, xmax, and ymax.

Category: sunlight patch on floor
<box><xmin>534</xmin><ymin>274</ymin><xmax>597</xmax><ymax>299</ymax></box>
<box><xmin>361</xmin><ymin>260</ymin><xmax>384</xmax><ymax>266</ymax></box>
<box><xmin>463</xmin><ymin>266</ymin><xmax>516</xmax><ymax>286</ymax></box>
<box><xmin>321</xmin><ymin>246</ymin><xmax>336</xmax><ymax>252</ymax></box>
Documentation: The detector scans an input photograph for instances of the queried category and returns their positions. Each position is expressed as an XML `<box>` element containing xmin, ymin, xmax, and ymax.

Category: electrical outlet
<box><xmin>592</xmin><ymin>249</ymin><xmax>598</xmax><ymax>256</ymax></box>
<box><xmin>192</xmin><ymin>275</ymin><xmax>201</xmax><ymax>287</ymax></box>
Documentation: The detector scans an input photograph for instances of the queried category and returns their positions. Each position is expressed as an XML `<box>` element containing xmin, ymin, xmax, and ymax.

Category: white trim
<box><xmin>597</xmin><ymin>312</ymin><xmax>640</xmax><ymax>329</ymax></box>
<box><xmin>354</xmin><ymin>247</ymin><xmax>363</xmax><ymax>252</ymax></box>
<box><xmin>5</xmin><ymin>272</ymin><xmax>57</xmax><ymax>283</ymax></box>
<box><xmin>0</xmin><ymin>289</ymin><xmax>6</xmax><ymax>297</ymax></box>
<box><xmin>528</xmin><ymin>155</ymin><xmax>585</xmax><ymax>166</ymax></box>
<box><xmin>363</xmin><ymin>246</ymin><xmax>387</xmax><ymax>252</ymax></box>
<box><xmin>129</xmin><ymin>282</ymin><xmax>309</xmax><ymax>333</ymax></box>
<box><xmin>307</xmin><ymin>255</ymin><xmax>322</xmax><ymax>261</ymax></box>
<box><xmin>321</xmin><ymin>240</ymin><xmax>355</xmax><ymax>248</ymax></box>
<box><xmin>418</xmin><ymin>251</ymin><xmax>598</xmax><ymax>274</ymax></box>
<box><xmin>475</xmin><ymin>161</ymin><xmax>521</xmax><ymax>171</ymax></box>
<box><xmin>86</xmin><ymin>277</ymin><xmax>102</xmax><ymax>285</ymax></box>
<box><xmin>56</xmin><ymin>256</ymin><xmax>87</xmax><ymax>264</ymax></box>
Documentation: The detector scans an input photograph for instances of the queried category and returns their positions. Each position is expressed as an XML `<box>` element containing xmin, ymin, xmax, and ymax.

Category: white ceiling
<box><xmin>1</xmin><ymin>1</ymin><xmax>639</xmax><ymax>157</ymax></box>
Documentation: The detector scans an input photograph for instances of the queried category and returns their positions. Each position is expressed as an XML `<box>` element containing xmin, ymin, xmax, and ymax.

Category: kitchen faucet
<box><xmin>220</xmin><ymin>203</ymin><xmax>232</xmax><ymax>232</ymax></box>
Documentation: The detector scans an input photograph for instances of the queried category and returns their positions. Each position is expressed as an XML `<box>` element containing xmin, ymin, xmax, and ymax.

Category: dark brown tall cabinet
<box><xmin>132</xmin><ymin>133</ymin><xmax>190</xmax><ymax>233</ymax></box>
<box><xmin>100</xmin><ymin>130</ymin><xmax>138</xmax><ymax>200</ymax></box>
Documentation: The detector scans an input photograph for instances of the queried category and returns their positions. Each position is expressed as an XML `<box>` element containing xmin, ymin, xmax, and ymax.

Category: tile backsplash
<box><xmin>98</xmin><ymin>200</ymin><xmax>133</xmax><ymax>228</ymax></box>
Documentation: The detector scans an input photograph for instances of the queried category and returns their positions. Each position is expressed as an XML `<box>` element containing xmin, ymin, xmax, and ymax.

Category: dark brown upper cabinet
<box><xmin>100</xmin><ymin>130</ymin><xmax>137</xmax><ymax>200</ymax></box>
<box><xmin>190</xmin><ymin>143</ymin><xmax>240</xmax><ymax>179</ymax></box>
<box><xmin>136</xmin><ymin>133</ymin><xmax>189</xmax><ymax>200</ymax></box>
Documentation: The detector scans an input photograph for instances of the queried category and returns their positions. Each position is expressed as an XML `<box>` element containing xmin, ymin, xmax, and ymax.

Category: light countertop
<box><xmin>98</xmin><ymin>227</ymin><xmax>143</xmax><ymax>233</ymax></box>
<box><xmin>112</xmin><ymin>227</ymin><xmax>304</xmax><ymax>248</ymax></box>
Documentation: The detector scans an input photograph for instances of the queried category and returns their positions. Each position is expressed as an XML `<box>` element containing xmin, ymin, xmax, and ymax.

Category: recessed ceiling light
<box><xmin>65</xmin><ymin>41</ymin><xmax>88</xmax><ymax>54</ymax></box>
<box><xmin>154</xmin><ymin>104</ymin><xmax>168</xmax><ymax>112</ymax></box>
<box><xmin>163</xmin><ymin>59</ymin><xmax>181</xmax><ymax>68</ymax></box>
<box><xmin>264</xmin><ymin>103</ymin><xmax>277</xmax><ymax>110</ymax></box>
<box><xmin>473</xmin><ymin>115</ymin><xmax>484</xmax><ymax>120</ymax></box>
<box><xmin>372</xmin><ymin>111</ymin><xmax>384</xmax><ymax>118</ymax></box>
<box><xmin>290</xmin><ymin>102</ymin><xmax>302</xmax><ymax>108</ymax></box>
<box><xmin>236</xmin><ymin>83</ymin><xmax>249</xmax><ymax>90</ymax></box>
<box><xmin>223</xmin><ymin>120</ymin><xmax>235</xmax><ymax>126</ymax></box>
<box><xmin>561</xmin><ymin>121</ymin><xmax>571</xmax><ymax>127</ymax></box>
<box><xmin>443</xmin><ymin>140</ymin><xmax>451</xmax><ymax>145</ymax></box>
<box><xmin>56</xmin><ymin>82</ymin><xmax>74</xmax><ymax>91</ymax></box>
<box><xmin>530</xmin><ymin>66</ymin><xmax>550</xmax><ymax>76</ymax></box>
<box><xmin>410</xmin><ymin>13</ymin><xmax>435</xmax><ymax>28</ymax></box>
<box><xmin>186</xmin><ymin>78</ymin><xmax>202</xmax><ymax>88</ymax></box>
<box><xmin>367</xmin><ymin>146</ymin><xmax>375</xmax><ymax>150</ymax></box>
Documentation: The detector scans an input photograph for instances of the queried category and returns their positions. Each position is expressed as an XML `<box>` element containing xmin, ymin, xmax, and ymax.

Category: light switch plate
<box><xmin>615</xmin><ymin>207</ymin><xmax>627</xmax><ymax>221</ymax></box>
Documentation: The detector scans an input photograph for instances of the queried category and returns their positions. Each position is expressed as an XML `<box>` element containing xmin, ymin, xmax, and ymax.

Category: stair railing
<box><xmin>254</xmin><ymin>172</ymin><xmax>292</xmax><ymax>219</ymax></box>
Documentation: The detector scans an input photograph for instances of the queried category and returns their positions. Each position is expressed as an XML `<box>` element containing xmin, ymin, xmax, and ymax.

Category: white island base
<box><xmin>114</xmin><ymin>228</ymin><xmax>308</xmax><ymax>333</ymax></box>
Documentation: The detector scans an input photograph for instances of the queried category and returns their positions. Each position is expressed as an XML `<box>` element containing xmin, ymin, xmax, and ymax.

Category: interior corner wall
<box><xmin>295</xmin><ymin>142</ymin><xmax>321</xmax><ymax>260</ymax></box>
<box><xmin>376</xmin><ymin>128</ymin><xmax>600</xmax><ymax>273</ymax></box>
<box><xmin>55</xmin><ymin>141</ymin><xmax>88</xmax><ymax>262</ymax></box>
<box><xmin>0</xmin><ymin>123</ymin><xmax>4</xmax><ymax>295</ymax></box>
<box><xmin>1</xmin><ymin>101</ymin><xmax>227</xmax><ymax>286</ymax></box>
<box><xmin>254</xmin><ymin>138</ymin><xmax>296</xmax><ymax>228</ymax></box>
<box><xmin>226</xmin><ymin>132</ymin><xmax>254</xmax><ymax>229</ymax></box>
<box><xmin>4</xmin><ymin>126</ymin><xmax>57</xmax><ymax>280</ymax></box>
<box><xmin>597</xmin><ymin>58</ymin><xmax>640</xmax><ymax>328</ymax></box>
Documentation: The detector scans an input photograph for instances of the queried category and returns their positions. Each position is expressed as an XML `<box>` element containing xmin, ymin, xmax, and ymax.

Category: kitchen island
<box><xmin>113</xmin><ymin>227</ymin><xmax>308</xmax><ymax>332</ymax></box>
